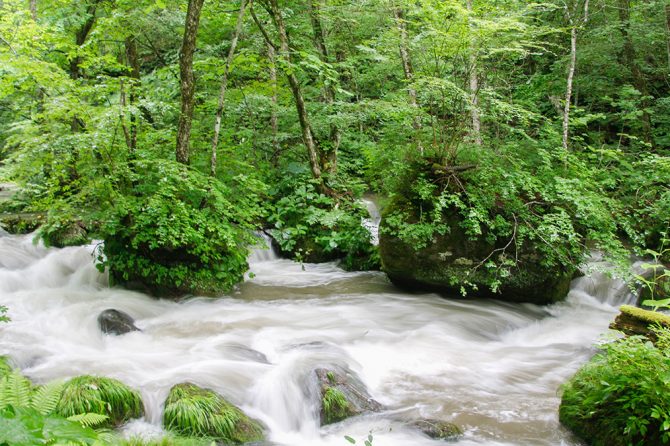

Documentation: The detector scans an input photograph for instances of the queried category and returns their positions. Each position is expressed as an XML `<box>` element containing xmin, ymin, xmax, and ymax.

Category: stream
<box><xmin>0</xmin><ymin>226</ymin><xmax>635</xmax><ymax>445</ymax></box>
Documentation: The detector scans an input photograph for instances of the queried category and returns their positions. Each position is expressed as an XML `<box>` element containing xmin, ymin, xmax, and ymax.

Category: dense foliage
<box><xmin>560</xmin><ymin>329</ymin><xmax>670</xmax><ymax>446</ymax></box>
<box><xmin>0</xmin><ymin>0</ymin><xmax>668</xmax><ymax>293</ymax></box>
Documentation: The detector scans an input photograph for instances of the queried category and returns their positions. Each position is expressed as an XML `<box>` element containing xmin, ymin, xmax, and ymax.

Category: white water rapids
<box><xmin>0</xmin><ymin>227</ymin><xmax>636</xmax><ymax>445</ymax></box>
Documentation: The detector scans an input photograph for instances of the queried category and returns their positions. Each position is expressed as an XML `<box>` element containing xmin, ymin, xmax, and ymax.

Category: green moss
<box><xmin>56</xmin><ymin>375</ymin><xmax>144</xmax><ymax>427</ymax></box>
<box><xmin>620</xmin><ymin>304</ymin><xmax>670</xmax><ymax>327</ymax></box>
<box><xmin>162</xmin><ymin>383</ymin><xmax>264</xmax><ymax>444</ymax></box>
<box><xmin>322</xmin><ymin>387</ymin><xmax>354</xmax><ymax>425</ymax></box>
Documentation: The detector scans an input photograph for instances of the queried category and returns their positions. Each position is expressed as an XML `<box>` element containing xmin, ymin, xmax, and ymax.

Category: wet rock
<box><xmin>163</xmin><ymin>382</ymin><xmax>264</xmax><ymax>443</ymax></box>
<box><xmin>379</xmin><ymin>198</ymin><xmax>574</xmax><ymax>304</ymax></box>
<box><xmin>610</xmin><ymin>304</ymin><xmax>670</xmax><ymax>343</ymax></box>
<box><xmin>314</xmin><ymin>366</ymin><xmax>382</xmax><ymax>425</ymax></box>
<box><xmin>98</xmin><ymin>309</ymin><xmax>140</xmax><ymax>336</ymax></box>
<box><xmin>410</xmin><ymin>419</ymin><xmax>463</xmax><ymax>441</ymax></box>
<box><xmin>221</xmin><ymin>343</ymin><xmax>270</xmax><ymax>364</ymax></box>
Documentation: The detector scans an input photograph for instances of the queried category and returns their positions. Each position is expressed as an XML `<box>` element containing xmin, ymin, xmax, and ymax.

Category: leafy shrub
<box><xmin>96</xmin><ymin>159</ymin><xmax>263</xmax><ymax>296</ymax></box>
<box><xmin>56</xmin><ymin>375</ymin><xmax>143</xmax><ymax>427</ymax></box>
<box><xmin>559</xmin><ymin>329</ymin><xmax>670</xmax><ymax>445</ymax></box>
<box><xmin>268</xmin><ymin>172</ymin><xmax>379</xmax><ymax>270</ymax></box>
<box><xmin>162</xmin><ymin>383</ymin><xmax>263</xmax><ymax>443</ymax></box>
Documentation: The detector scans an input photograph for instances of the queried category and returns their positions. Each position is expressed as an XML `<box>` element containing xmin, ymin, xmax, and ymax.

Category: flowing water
<box><xmin>0</xmin><ymin>226</ymin><xmax>636</xmax><ymax>446</ymax></box>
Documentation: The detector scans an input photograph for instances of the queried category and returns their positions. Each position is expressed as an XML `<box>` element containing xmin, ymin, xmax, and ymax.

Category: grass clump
<box><xmin>162</xmin><ymin>383</ymin><xmax>263</xmax><ymax>444</ymax></box>
<box><xmin>56</xmin><ymin>375</ymin><xmax>143</xmax><ymax>427</ymax></box>
<box><xmin>559</xmin><ymin>328</ymin><xmax>670</xmax><ymax>445</ymax></box>
<box><xmin>322</xmin><ymin>387</ymin><xmax>354</xmax><ymax>425</ymax></box>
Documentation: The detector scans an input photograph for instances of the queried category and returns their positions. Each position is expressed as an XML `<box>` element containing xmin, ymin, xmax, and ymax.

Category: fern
<box><xmin>67</xmin><ymin>412</ymin><xmax>110</xmax><ymax>428</ymax></box>
<box><xmin>0</xmin><ymin>371</ymin><xmax>32</xmax><ymax>408</ymax></box>
<box><xmin>30</xmin><ymin>380</ymin><xmax>65</xmax><ymax>415</ymax></box>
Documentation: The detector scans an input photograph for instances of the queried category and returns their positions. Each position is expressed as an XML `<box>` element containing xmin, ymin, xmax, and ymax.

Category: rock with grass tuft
<box><xmin>410</xmin><ymin>419</ymin><xmax>462</xmax><ymax>441</ymax></box>
<box><xmin>314</xmin><ymin>367</ymin><xmax>382</xmax><ymax>425</ymax></box>
<box><xmin>56</xmin><ymin>375</ymin><xmax>144</xmax><ymax>427</ymax></box>
<box><xmin>162</xmin><ymin>383</ymin><xmax>264</xmax><ymax>443</ymax></box>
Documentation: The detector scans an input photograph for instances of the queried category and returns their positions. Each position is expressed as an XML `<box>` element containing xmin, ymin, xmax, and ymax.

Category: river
<box><xmin>0</xmin><ymin>228</ymin><xmax>633</xmax><ymax>445</ymax></box>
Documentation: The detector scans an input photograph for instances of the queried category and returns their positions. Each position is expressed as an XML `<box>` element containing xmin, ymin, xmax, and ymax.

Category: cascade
<box><xmin>0</xmin><ymin>231</ymin><xmax>642</xmax><ymax>445</ymax></box>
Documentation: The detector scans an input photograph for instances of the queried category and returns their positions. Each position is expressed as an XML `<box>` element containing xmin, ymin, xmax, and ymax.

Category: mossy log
<box><xmin>609</xmin><ymin>305</ymin><xmax>670</xmax><ymax>342</ymax></box>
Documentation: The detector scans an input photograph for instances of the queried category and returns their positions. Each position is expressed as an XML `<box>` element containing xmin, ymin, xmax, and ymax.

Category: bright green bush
<box><xmin>96</xmin><ymin>159</ymin><xmax>263</xmax><ymax>296</ymax></box>
<box><xmin>559</xmin><ymin>329</ymin><xmax>670</xmax><ymax>446</ymax></box>
<box><xmin>56</xmin><ymin>375</ymin><xmax>143</xmax><ymax>427</ymax></box>
<box><xmin>268</xmin><ymin>172</ymin><xmax>379</xmax><ymax>270</ymax></box>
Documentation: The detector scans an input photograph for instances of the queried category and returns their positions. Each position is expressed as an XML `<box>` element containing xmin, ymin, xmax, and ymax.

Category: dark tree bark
<box><xmin>267</xmin><ymin>41</ymin><xmax>280</xmax><ymax>167</ymax></box>
<box><xmin>211</xmin><ymin>0</ymin><xmax>250</xmax><ymax>177</ymax></box>
<box><xmin>466</xmin><ymin>0</ymin><xmax>481</xmax><ymax>146</ymax></box>
<box><xmin>30</xmin><ymin>0</ymin><xmax>37</xmax><ymax>20</ymax></box>
<box><xmin>252</xmin><ymin>1</ymin><xmax>324</xmax><ymax>183</ymax></box>
<box><xmin>617</xmin><ymin>0</ymin><xmax>654</xmax><ymax>148</ymax></box>
<box><xmin>176</xmin><ymin>0</ymin><xmax>206</xmax><ymax>165</ymax></box>
<box><xmin>69</xmin><ymin>0</ymin><xmax>102</xmax><ymax>132</ymax></box>
<box><xmin>308</xmin><ymin>0</ymin><xmax>339</xmax><ymax>174</ymax></box>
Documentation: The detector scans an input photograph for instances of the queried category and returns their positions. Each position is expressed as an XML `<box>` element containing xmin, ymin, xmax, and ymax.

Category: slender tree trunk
<box><xmin>617</xmin><ymin>0</ymin><xmax>653</xmax><ymax>148</ymax></box>
<box><xmin>392</xmin><ymin>6</ymin><xmax>422</xmax><ymax>154</ymax></box>
<box><xmin>125</xmin><ymin>35</ymin><xmax>141</xmax><ymax>153</ymax></box>
<box><xmin>563</xmin><ymin>25</ymin><xmax>577</xmax><ymax>151</ymax></box>
<box><xmin>466</xmin><ymin>0</ymin><xmax>481</xmax><ymax>146</ymax></box>
<box><xmin>176</xmin><ymin>0</ymin><xmax>206</xmax><ymax>165</ymax></box>
<box><xmin>308</xmin><ymin>0</ymin><xmax>339</xmax><ymax>174</ymax></box>
<box><xmin>30</xmin><ymin>0</ymin><xmax>37</xmax><ymax>20</ymax></box>
<box><xmin>253</xmin><ymin>1</ymin><xmax>323</xmax><ymax>183</ymax></box>
<box><xmin>211</xmin><ymin>0</ymin><xmax>250</xmax><ymax>177</ymax></box>
<box><xmin>562</xmin><ymin>0</ymin><xmax>588</xmax><ymax>152</ymax></box>
<box><xmin>120</xmin><ymin>79</ymin><xmax>133</xmax><ymax>150</ymax></box>
<box><xmin>665</xmin><ymin>4</ymin><xmax>670</xmax><ymax>73</ymax></box>
<box><xmin>268</xmin><ymin>41</ymin><xmax>280</xmax><ymax>167</ymax></box>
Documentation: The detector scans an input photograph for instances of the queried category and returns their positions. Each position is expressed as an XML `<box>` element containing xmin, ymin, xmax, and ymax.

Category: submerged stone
<box><xmin>410</xmin><ymin>419</ymin><xmax>463</xmax><ymax>441</ymax></box>
<box><xmin>163</xmin><ymin>382</ymin><xmax>264</xmax><ymax>443</ymax></box>
<box><xmin>314</xmin><ymin>367</ymin><xmax>382</xmax><ymax>425</ymax></box>
<box><xmin>97</xmin><ymin>309</ymin><xmax>140</xmax><ymax>336</ymax></box>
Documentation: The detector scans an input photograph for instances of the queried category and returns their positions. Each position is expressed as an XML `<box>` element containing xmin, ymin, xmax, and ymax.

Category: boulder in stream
<box><xmin>410</xmin><ymin>419</ymin><xmax>463</xmax><ymax>441</ymax></box>
<box><xmin>379</xmin><ymin>198</ymin><xmax>574</xmax><ymax>304</ymax></box>
<box><xmin>163</xmin><ymin>382</ymin><xmax>264</xmax><ymax>443</ymax></box>
<box><xmin>97</xmin><ymin>309</ymin><xmax>140</xmax><ymax>336</ymax></box>
<box><xmin>314</xmin><ymin>367</ymin><xmax>382</xmax><ymax>425</ymax></box>
<box><xmin>609</xmin><ymin>304</ymin><xmax>670</xmax><ymax>343</ymax></box>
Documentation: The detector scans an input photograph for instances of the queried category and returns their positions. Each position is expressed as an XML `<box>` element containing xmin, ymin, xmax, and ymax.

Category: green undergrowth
<box><xmin>57</xmin><ymin>375</ymin><xmax>144</xmax><ymax>427</ymax></box>
<box><xmin>162</xmin><ymin>383</ymin><xmax>264</xmax><ymax>443</ymax></box>
<box><xmin>560</xmin><ymin>327</ymin><xmax>670</xmax><ymax>445</ymax></box>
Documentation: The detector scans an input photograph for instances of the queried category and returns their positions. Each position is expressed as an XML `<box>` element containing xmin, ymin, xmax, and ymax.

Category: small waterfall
<box><xmin>248</xmin><ymin>232</ymin><xmax>280</xmax><ymax>263</ymax></box>
<box><xmin>568</xmin><ymin>256</ymin><xmax>643</xmax><ymax>307</ymax></box>
<box><xmin>360</xmin><ymin>197</ymin><xmax>381</xmax><ymax>245</ymax></box>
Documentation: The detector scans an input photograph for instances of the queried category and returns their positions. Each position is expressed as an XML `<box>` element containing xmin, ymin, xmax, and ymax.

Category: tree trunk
<box><xmin>665</xmin><ymin>4</ymin><xmax>670</xmax><ymax>73</ymax></box>
<box><xmin>308</xmin><ymin>0</ymin><xmax>338</xmax><ymax>174</ymax></box>
<box><xmin>392</xmin><ymin>6</ymin><xmax>422</xmax><ymax>154</ymax></box>
<box><xmin>211</xmin><ymin>0</ymin><xmax>250</xmax><ymax>177</ymax></box>
<box><xmin>268</xmin><ymin>41</ymin><xmax>280</xmax><ymax>167</ymax></box>
<box><xmin>466</xmin><ymin>0</ymin><xmax>481</xmax><ymax>146</ymax></box>
<box><xmin>30</xmin><ymin>0</ymin><xmax>37</xmax><ymax>20</ymax></box>
<box><xmin>69</xmin><ymin>0</ymin><xmax>102</xmax><ymax>132</ymax></box>
<box><xmin>176</xmin><ymin>0</ymin><xmax>206</xmax><ymax>165</ymax></box>
<box><xmin>254</xmin><ymin>0</ymin><xmax>323</xmax><ymax>183</ymax></box>
<box><xmin>125</xmin><ymin>35</ymin><xmax>141</xmax><ymax>153</ymax></box>
<box><xmin>617</xmin><ymin>0</ymin><xmax>653</xmax><ymax>148</ymax></box>
<box><xmin>562</xmin><ymin>0</ymin><xmax>588</xmax><ymax>152</ymax></box>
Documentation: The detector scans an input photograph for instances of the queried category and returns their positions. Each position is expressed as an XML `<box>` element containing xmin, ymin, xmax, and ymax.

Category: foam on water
<box><xmin>0</xmin><ymin>230</ymin><xmax>635</xmax><ymax>445</ymax></box>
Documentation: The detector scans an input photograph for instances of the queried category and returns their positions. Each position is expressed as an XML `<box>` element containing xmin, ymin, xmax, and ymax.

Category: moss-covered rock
<box><xmin>0</xmin><ymin>213</ymin><xmax>44</xmax><ymax>234</ymax></box>
<box><xmin>410</xmin><ymin>419</ymin><xmax>463</xmax><ymax>441</ymax></box>
<box><xmin>56</xmin><ymin>375</ymin><xmax>144</xmax><ymax>427</ymax></box>
<box><xmin>314</xmin><ymin>367</ymin><xmax>382</xmax><ymax>425</ymax></box>
<box><xmin>379</xmin><ymin>197</ymin><xmax>574</xmax><ymax>304</ymax></box>
<box><xmin>609</xmin><ymin>304</ymin><xmax>670</xmax><ymax>342</ymax></box>
<box><xmin>40</xmin><ymin>219</ymin><xmax>89</xmax><ymax>248</ymax></box>
<box><xmin>163</xmin><ymin>383</ymin><xmax>264</xmax><ymax>443</ymax></box>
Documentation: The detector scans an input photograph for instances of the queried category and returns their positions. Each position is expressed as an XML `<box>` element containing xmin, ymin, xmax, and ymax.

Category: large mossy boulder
<box><xmin>379</xmin><ymin>197</ymin><xmax>574</xmax><ymax>304</ymax></box>
<box><xmin>314</xmin><ymin>367</ymin><xmax>382</xmax><ymax>425</ymax></box>
<box><xmin>56</xmin><ymin>375</ymin><xmax>144</xmax><ymax>427</ymax></box>
<box><xmin>163</xmin><ymin>383</ymin><xmax>264</xmax><ymax>443</ymax></box>
<box><xmin>609</xmin><ymin>305</ymin><xmax>670</xmax><ymax>342</ymax></box>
